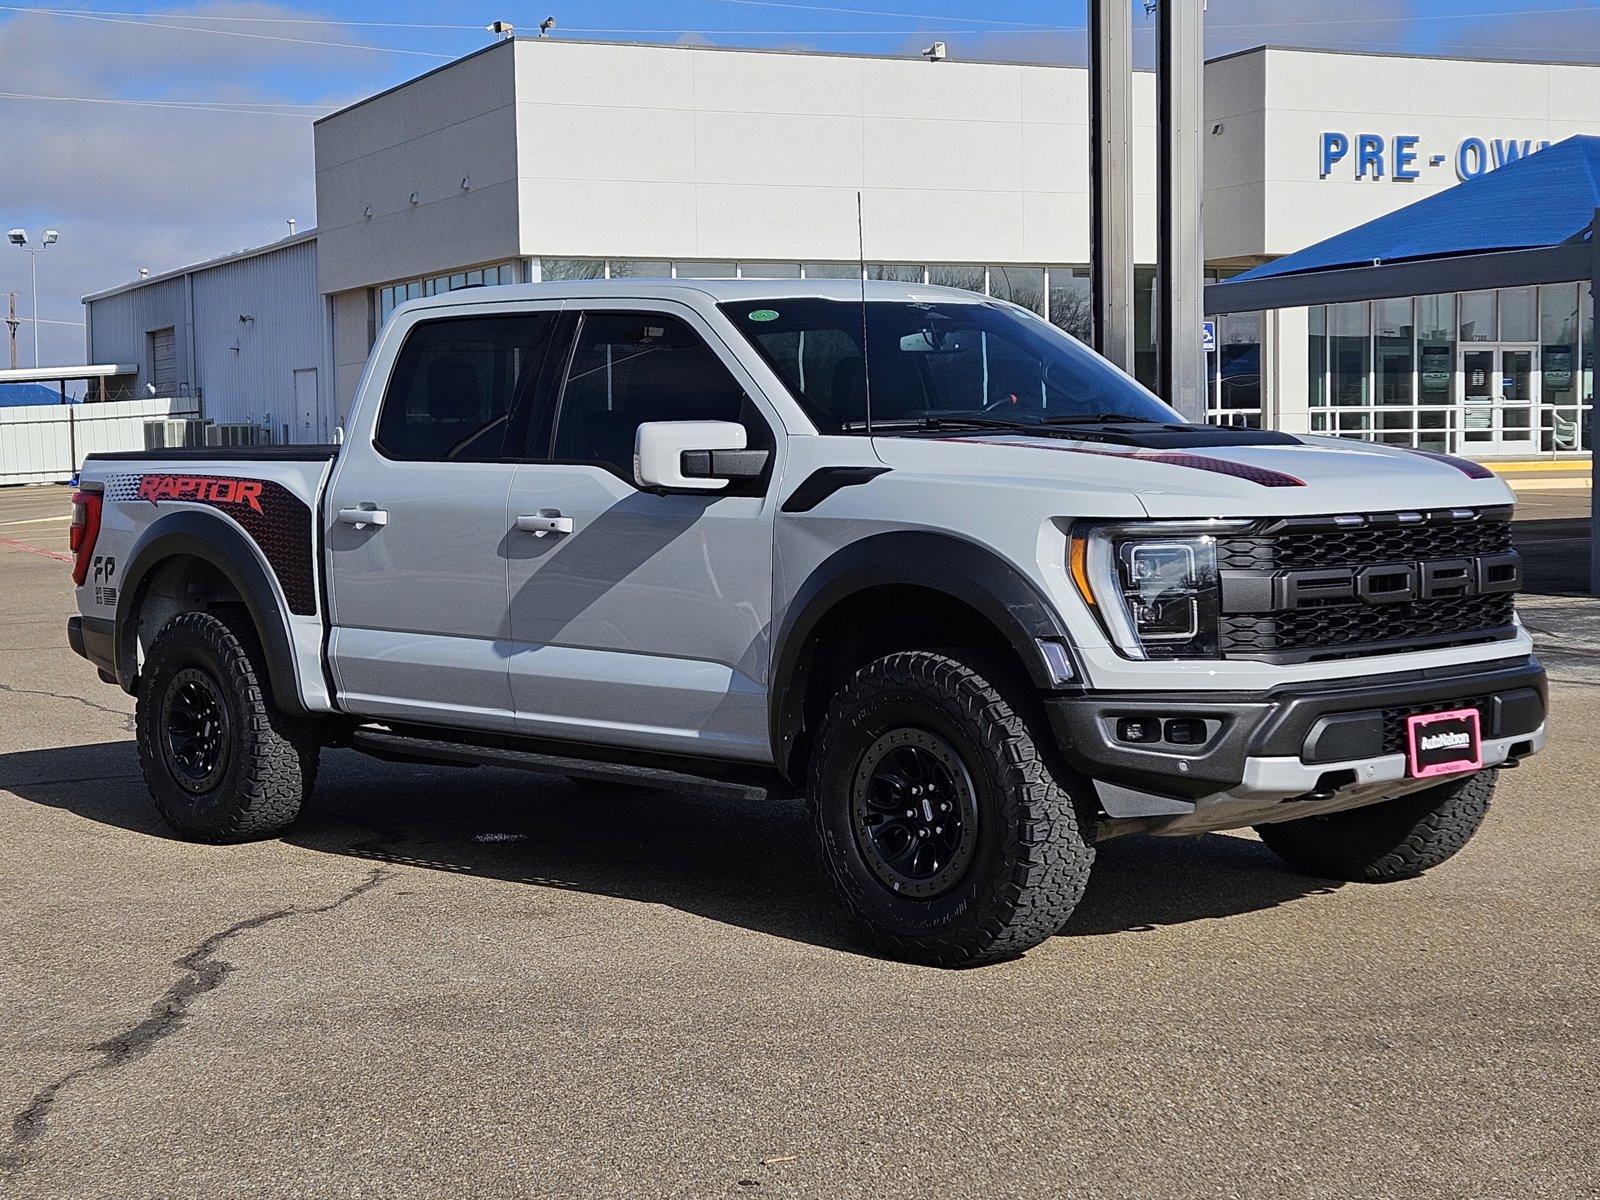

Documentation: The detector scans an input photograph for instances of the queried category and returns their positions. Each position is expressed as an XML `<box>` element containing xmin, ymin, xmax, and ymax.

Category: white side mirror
<box><xmin>635</xmin><ymin>420</ymin><xmax>760</xmax><ymax>491</ymax></box>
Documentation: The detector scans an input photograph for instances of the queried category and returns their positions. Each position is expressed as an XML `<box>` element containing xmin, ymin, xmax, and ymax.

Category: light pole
<box><xmin>7</xmin><ymin>228</ymin><xmax>58</xmax><ymax>368</ymax></box>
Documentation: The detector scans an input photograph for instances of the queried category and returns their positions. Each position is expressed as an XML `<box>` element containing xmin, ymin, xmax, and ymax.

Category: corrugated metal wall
<box><xmin>190</xmin><ymin>239</ymin><xmax>323</xmax><ymax>440</ymax></box>
<box><xmin>86</xmin><ymin>237</ymin><xmax>327</xmax><ymax>442</ymax></box>
<box><xmin>85</xmin><ymin>275</ymin><xmax>190</xmax><ymax>397</ymax></box>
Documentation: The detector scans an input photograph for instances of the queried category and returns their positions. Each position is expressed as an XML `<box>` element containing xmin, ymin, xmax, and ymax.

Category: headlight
<box><xmin>1069</xmin><ymin>521</ymin><xmax>1246</xmax><ymax>659</ymax></box>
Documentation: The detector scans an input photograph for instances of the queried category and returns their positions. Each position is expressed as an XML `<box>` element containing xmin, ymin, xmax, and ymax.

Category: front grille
<box><xmin>1380</xmin><ymin>697</ymin><xmax>1492</xmax><ymax>755</ymax></box>
<box><xmin>1220</xmin><ymin>595</ymin><xmax>1515</xmax><ymax>659</ymax></box>
<box><xmin>1218</xmin><ymin>514</ymin><xmax>1513</xmax><ymax>572</ymax></box>
<box><xmin>1215</xmin><ymin>509</ymin><xmax>1518</xmax><ymax>662</ymax></box>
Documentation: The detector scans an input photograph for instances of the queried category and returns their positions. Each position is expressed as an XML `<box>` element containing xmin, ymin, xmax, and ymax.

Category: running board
<box><xmin>349</xmin><ymin>728</ymin><xmax>772</xmax><ymax>799</ymax></box>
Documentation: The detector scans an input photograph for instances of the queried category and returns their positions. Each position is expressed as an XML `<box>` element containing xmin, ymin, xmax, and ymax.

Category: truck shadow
<box><xmin>0</xmin><ymin>741</ymin><xmax>1341</xmax><ymax>957</ymax></box>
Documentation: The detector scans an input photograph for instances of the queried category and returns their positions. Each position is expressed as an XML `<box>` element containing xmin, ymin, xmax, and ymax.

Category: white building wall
<box><xmin>1259</xmin><ymin>48</ymin><xmax>1600</xmax><ymax>258</ymax></box>
<box><xmin>510</xmin><ymin>40</ymin><xmax>1159</xmax><ymax>267</ymax></box>
<box><xmin>314</xmin><ymin>42</ymin><xmax>523</xmax><ymax>297</ymax></box>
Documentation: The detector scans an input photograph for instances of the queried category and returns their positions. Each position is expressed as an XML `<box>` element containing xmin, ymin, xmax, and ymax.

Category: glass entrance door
<box><xmin>1457</xmin><ymin>344</ymin><xmax>1539</xmax><ymax>456</ymax></box>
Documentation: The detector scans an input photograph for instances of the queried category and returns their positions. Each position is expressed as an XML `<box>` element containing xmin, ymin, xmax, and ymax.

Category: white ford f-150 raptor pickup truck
<box><xmin>67</xmin><ymin>279</ymin><xmax>1547</xmax><ymax>966</ymax></box>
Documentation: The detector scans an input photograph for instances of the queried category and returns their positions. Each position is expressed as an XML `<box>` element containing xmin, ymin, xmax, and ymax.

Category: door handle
<box><xmin>337</xmin><ymin>507</ymin><xmax>389</xmax><ymax>528</ymax></box>
<box><xmin>516</xmin><ymin>512</ymin><xmax>574</xmax><ymax>536</ymax></box>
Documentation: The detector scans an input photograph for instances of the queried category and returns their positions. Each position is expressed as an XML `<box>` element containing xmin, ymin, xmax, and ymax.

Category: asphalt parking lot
<box><xmin>1</xmin><ymin>483</ymin><xmax>1596</xmax><ymax>1199</ymax></box>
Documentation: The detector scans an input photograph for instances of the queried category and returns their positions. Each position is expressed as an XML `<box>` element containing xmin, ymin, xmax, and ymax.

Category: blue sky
<box><xmin>2</xmin><ymin>0</ymin><xmax>1598</xmax><ymax>364</ymax></box>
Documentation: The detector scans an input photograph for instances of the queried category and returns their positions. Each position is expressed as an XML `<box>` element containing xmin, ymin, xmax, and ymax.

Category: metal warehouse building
<box><xmin>83</xmin><ymin>37</ymin><xmax>1600</xmax><ymax>455</ymax></box>
<box><xmin>83</xmin><ymin>231</ymin><xmax>324</xmax><ymax>442</ymax></box>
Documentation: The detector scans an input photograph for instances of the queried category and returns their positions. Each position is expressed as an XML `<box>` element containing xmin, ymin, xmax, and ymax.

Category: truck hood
<box><xmin>868</xmin><ymin>430</ymin><xmax>1515</xmax><ymax>517</ymax></box>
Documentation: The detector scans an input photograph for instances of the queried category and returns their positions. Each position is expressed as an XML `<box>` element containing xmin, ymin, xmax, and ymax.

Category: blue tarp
<box><xmin>1231</xmin><ymin>135</ymin><xmax>1600</xmax><ymax>283</ymax></box>
<box><xmin>0</xmin><ymin>382</ymin><xmax>68</xmax><ymax>407</ymax></box>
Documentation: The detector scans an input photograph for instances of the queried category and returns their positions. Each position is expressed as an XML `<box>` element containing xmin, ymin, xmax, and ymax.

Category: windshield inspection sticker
<box><xmin>748</xmin><ymin>309</ymin><xmax>780</xmax><ymax>322</ymax></box>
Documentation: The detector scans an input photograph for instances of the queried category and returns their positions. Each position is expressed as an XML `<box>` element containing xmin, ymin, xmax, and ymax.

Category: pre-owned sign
<box><xmin>1319</xmin><ymin>132</ymin><xmax>1557</xmax><ymax>183</ymax></box>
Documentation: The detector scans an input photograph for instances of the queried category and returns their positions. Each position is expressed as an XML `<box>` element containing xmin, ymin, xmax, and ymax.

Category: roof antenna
<box><xmin>857</xmin><ymin>190</ymin><xmax>873</xmax><ymax>436</ymax></box>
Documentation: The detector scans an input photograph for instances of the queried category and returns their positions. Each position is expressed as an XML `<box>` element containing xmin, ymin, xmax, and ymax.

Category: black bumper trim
<box><xmin>67</xmin><ymin>615</ymin><xmax>118</xmax><ymax>677</ymax></box>
<box><xmin>1046</xmin><ymin>656</ymin><xmax>1547</xmax><ymax>801</ymax></box>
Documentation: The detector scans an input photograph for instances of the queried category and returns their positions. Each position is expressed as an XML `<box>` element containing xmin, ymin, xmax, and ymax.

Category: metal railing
<box><xmin>1304</xmin><ymin>401</ymin><xmax>1593</xmax><ymax>456</ymax></box>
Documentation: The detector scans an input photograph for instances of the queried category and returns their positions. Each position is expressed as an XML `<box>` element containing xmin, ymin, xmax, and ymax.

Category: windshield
<box><xmin>720</xmin><ymin>298</ymin><xmax>1180</xmax><ymax>433</ymax></box>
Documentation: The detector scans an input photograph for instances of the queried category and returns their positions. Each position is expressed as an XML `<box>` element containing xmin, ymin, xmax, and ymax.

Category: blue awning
<box><xmin>1230</xmin><ymin>135</ymin><xmax>1600</xmax><ymax>283</ymax></box>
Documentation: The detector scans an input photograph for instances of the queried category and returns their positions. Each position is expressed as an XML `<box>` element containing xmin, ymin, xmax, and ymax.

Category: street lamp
<box><xmin>7</xmin><ymin>227</ymin><xmax>58</xmax><ymax>368</ymax></box>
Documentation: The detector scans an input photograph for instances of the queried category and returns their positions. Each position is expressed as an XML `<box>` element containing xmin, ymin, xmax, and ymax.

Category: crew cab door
<box><xmin>324</xmin><ymin>304</ymin><xmax>560</xmax><ymax>730</ymax></box>
<box><xmin>504</xmin><ymin>302</ymin><xmax>780</xmax><ymax>761</ymax></box>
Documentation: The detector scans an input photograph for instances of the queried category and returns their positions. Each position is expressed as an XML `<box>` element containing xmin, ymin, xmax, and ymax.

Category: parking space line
<box><xmin>0</xmin><ymin>536</ymin><xmax>72</xmax><ymax>563</ymax></box>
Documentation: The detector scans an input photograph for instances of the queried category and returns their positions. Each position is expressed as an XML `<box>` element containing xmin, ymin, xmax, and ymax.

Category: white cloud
<box><xmin>0</xmin><ymin>3</ymin><xmax>378</xmax><ymax>366</ymax></box>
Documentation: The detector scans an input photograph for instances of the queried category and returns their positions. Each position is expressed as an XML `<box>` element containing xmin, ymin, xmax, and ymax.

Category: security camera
<box><xmin>922</xmin><ymin>41</ymin><xmax>947</xmax><ymax>62</ymax></box>
<box><xmin>539</xmin><ymin>16</ymin><xmax>556</xmax><ymax>36</ymax></box>
<box><xmin>6</xmin><ymin>229</ymin><xmax>25</xmax><ymax>246</ymax></box>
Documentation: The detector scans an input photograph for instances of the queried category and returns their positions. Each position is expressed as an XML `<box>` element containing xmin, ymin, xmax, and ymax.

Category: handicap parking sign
<box><xmin>1201</xmin><ymin>320</ymin><xmax>1217</xmax><ymax>353</ymax></box>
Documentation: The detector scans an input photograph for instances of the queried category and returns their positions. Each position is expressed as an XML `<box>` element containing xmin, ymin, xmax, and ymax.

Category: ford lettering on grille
<box><xmin>1220</xmin><ymin>551</ymin><xmax>1521</xmax><ymax>614</ymax></box>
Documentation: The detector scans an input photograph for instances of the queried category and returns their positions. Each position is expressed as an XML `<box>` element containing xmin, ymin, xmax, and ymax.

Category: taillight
<box><xmin>70</xmin><ymin>489</ymin><xmax>102</xmax><ymax>586</ymax></box>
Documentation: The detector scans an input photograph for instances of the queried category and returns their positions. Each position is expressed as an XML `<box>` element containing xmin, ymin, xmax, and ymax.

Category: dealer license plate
<box><xmin>1406</xmin><ymin>708</ymin><xmax>1483</xmax><ymax>778</ymax></box>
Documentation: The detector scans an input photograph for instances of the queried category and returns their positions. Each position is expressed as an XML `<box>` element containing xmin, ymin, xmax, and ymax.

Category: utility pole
<box><xmin>1089</xmin><ymin>0</ymin><xmax>1135</xmax><ymax>374</ymax></box>
<box><xmin>1157</xmin><ymin>0</ymin><xmax>1209</xmax><ymax>421</ymax></box>
<box><xmin>4</xmin><ymin>292</ymin><xmax>17</xmax><ymax>369</ymax></box>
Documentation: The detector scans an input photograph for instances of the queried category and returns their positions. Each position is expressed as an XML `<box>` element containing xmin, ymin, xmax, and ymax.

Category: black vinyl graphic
<box><xmin>137</xmin><ymin>474</ymin><xmax>318</xmax><ymax>616</ymax></box>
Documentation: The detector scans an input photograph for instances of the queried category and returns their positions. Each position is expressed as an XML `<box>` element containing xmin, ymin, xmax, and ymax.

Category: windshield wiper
<box><xmin>841</xmin><ymin>416</ymin><xmax>1041</xmax><ymax>434</ymax></box>
<box><xmin>1036</xmin><ymin>413</ymin><xmax>1168</xmax><ymax>426</ymax></box>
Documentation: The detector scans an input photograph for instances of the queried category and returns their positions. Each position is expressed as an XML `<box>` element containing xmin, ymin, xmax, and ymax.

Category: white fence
<box><xmin>0</xmin><ymin>398</ymin><xmax>202</xmax><ymax>485</ymax></box>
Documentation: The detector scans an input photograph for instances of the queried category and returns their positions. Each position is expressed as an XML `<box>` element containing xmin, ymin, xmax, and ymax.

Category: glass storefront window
<box><xmin>1459</xmin><ymin>290</ymin><xmax>1496</xmax><ymax>342</ymax></box>
<box><xmin>988</xmin><ymin>265</ymin><xmax>1046</xmax><ymax>316</ymax></box>
<box><xmin>1047</xmin><ymin>268</ymin><xmax>1092</xmax><ymax>343</ymax></box>
<box><xmin>1374</xmin><ymin>297</ymin><xmax>1414</xmax><ymax>444</ymax></box>
<box><xmin>1329</xmin><ymin>301</ymin><xmax>1370</xmax><ymax>413</ymax></box>
<box><xmin>1499</xmin><ymin>286</ymin><xmax>1537</xmax><ymax>342</ymax></box>
<box><xmin>674</xmin><ymin>261</ymin><xmax>736</xmax><ymax>278</ymax></box>
<box><xmin>868</xmin><ymin>264</ymin><xmax>926</xmax><ymax>283</ymax></box>
<box><xmin>927</xmin><ymin>264</ymin><xmax>985</xmax><ymax>293</ymax></box>
<box><xmin>1540</xmin><ymin>282</ymin><xmax>1581</xmax><ymax>451</ymax></box>
<box><xmin>1133</xmin><ymin>266</ymin><xmax>1158</xmax><ymax>392</ymax></box>
<box><xmin>1218</xmin><ymin>311</ymin><xmax>1262</xmax><ymax>423</ymax></box>
<box><xmin>609</xmin><ymin>259</ymin><xmax>671</xmax><ymax>278</ymax></box>
<box><xmin>803</xmin><ymin>263</ymin><xmax>861</xmax><ymax>279</ymax></box>
<box><xmin>1308</xmin><ymin>305</ymin><xmax>1327</xmax><ymax>407</ymax></box>
<box><xmin>740</xmin><ymin>262</ymin><xmax>801</xmax><ymax>278</ymax></box>
<box><xmin>540</xmin><ymin>258</ymin><xmax>604</xmax><ymax>281</ymax></box>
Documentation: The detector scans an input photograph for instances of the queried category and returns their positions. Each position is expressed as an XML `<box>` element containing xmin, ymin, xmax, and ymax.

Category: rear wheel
<box><xmin>136</xmin><ymin>610</ymin><xmax>318</xmax><ymax>843</ymax></box>
<box><xmin>808</xmin><ymin>650</ymin><xmax>1094</xmax><ymax>967</ymax></box>
<box><xmin>1256</xmin><ymin>771</ymin><xmax>1495</xmax><ymax>882</ymax></box>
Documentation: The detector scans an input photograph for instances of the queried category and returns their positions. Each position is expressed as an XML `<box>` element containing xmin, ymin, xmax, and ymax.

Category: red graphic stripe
<box><xmin>0</xmin><ymin>535</ymin><xmax>72</xmax><ymax>562</ymax></box>
<box><xmin>940</xmin><ymin>437</ymin><xmax>1306</xmax><ymax>487</ymax></box>
<box><xmin>1403</xmin><ymin>448</ymin><xmax>1495</xmax><ymax>480</ymax></box>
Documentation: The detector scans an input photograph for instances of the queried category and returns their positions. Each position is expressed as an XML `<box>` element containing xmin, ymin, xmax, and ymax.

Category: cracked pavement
<box><xmin>1</xmin><ymin>484</ymin><xmax>1597</xmax><ymax>1199</ymax></box>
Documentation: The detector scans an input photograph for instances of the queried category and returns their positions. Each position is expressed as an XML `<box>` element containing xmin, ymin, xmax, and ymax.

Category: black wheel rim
<box><xmin>161</xmin><ymin>667</ymin><xmax>231</xmax><ymax>794</ymax></box>
<box><xmin>850</xmin><ymin>728</ymin><xmax>979</xmax><ymax>900</ymax></box>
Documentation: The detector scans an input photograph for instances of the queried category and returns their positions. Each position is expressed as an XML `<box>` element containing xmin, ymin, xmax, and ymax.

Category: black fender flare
<box><xmin>769</xmin><ymin>530</ymin><xmax>1074</xmax><ymax>778</ymax></box>
<box><xmin>113</xmin><ymin>509</ymin><xmax>308</xmax><ymax>716</ymax></box>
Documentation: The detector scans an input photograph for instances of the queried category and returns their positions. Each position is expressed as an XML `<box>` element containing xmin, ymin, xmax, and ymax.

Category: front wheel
<box><xmin>808</xmin><ymin>651</ymin><xmax>1095</xmax><ymax>968</ymax></box>
<box><xmin>1256</xmin><ymin>771</ymin><xmax>1496</xmax><ymax>882</ymax></box>
<box><xmin>136</xmin><ymin>610</ymin><xmax>319</xmax><ymax>843</ymax></box>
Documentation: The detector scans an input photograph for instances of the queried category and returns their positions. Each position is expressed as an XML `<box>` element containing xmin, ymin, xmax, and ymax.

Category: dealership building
<box><xmin>82</xmin><ymin>37</ymin><xmax>1599</xmax><ymax>456</ymax></box>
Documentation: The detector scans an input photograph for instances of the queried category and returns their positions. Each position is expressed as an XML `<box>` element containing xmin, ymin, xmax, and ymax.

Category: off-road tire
<box><xmin>136</xmin><ymin>610</ymin><xmax>319</xmax><ymax>843</ymax></box>
<box><xmin>1256</xmin><ymin>771</ymin><xmax>1495</xmax><ymax>882</ymax></box>
<box><xmin>809</xmin><ymin>650</ymin><xmax>1095</xmax><ymax>967</ymax></box>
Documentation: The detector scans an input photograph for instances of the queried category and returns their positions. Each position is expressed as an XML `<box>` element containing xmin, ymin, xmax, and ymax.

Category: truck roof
<box><xmin>390</xmin><ymin>277</ymin><xmax>992</xmax><ymax>315</ymax></box>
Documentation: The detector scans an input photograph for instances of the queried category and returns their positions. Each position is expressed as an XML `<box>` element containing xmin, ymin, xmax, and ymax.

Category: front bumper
<box><xmin>1046</xmin><ymin>655</ymin><xmax>1547</xmax><ymax>835</ymax></box>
